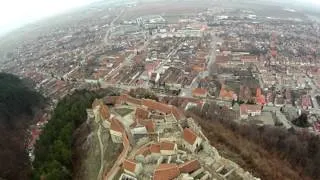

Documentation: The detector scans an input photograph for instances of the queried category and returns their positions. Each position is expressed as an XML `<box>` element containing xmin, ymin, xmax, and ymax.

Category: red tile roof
<box><xmin>183</xmin><ymin>128</ymin><xmax>198</xmax><ymax>145</ymax></box>
<box><xmin>100</xmin><ymin>104</ymin><xmax>110</xmax><ymax>120</ymax></box>
<box><xmin>171</xmin><ymin>106</ymin><xmax>184</xmax><ymax>121</ymax></box>
<box><xmin>123</xmin><ymin>159</ymin><xmax>137</xmax><ymax>173</ymax></box>
<box><xmin>145</xmin><ymin>120</ymin><xmax>155</xmax><ymax>133</ymax></box>
<box><xmin>240</xmin><ymin>104</ymin><xmax>261</xmax><ymax>115</ymax></box>
<box><xmin>115</xmin><ymin>94</ymin><xmax>127</xmax><ymax>105</ymax></box>
<box><xmin>150</xmin><ymin>143</ymin><xmax>161</xmax><ymax>153</ymax></box>
<box><xmin>215</xmin><ymin>55</ymin><xmax>229</xmax><ymax>64</ymax></box>
<box><xmin>110</xmin><ymin>118</ymin><xmax>123</xmax><ymax>132</ymax></box>
<box><xmin>241</xmin><ymin>55</ymin><xmax>258</xmax><ymax>63</ymax></box>
<box><xmin>135</xmin><ymin>107</ymin><xmax>149</xmax><ymax>120</ymax></box>
<box><xmin>179</xmin><ymin>159</ymin><xmax>201</xmax><ymax>173</ymax></box>
<box><xmin>192</xmin><ymin>88</ymin><xmax>208</xmax><ymax>96</ymax></box>
<box><xmin>143</xmin><ymin>99</ymin><xmax>172</xmax><ymax>114</ymax></box>
<box><xmin>219</xmin><ymin>87</ymin><xmax>235</xmax><ymax>100</ymax></box>
<box><xmin>160</xmin><ymin>141</ymin><xmax>176</xmax><ymax>151</ymax></box>
<box><xmin>153</xmin><ymin>164</ymin><xmax>180</xmax><ymax>180</ymax></box>
<box><xmin>127</xmin><ymin>95</ymin><xmax>142</xmax><ymax>105</ymax></box>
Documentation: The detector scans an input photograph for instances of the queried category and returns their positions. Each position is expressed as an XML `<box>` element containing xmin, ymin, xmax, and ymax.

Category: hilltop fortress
<box><xmin>87</xmin><ymin>94</ymin><xmax>259</xmax><ymax>180</ymax></box>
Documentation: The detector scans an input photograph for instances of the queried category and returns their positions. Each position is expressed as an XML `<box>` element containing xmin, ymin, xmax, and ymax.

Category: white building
<box><xmin>183</xmin><ymin>128</ymin><xmax>202</xmax><ymax>153</ymax></box>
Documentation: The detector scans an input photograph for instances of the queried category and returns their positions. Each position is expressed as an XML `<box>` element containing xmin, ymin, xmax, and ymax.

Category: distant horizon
<box><xmin>0</xmin><ymin>0</ymin><xmax>102</xmax><ymax>36</ymax></box>
<box><xmin>1</xmin><ymin>0</ymin><xmax>320</xmax><ymax>37</ymax></box>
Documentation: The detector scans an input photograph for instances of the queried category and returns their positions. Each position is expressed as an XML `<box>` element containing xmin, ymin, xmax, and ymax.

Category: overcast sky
<box><xmin>0</xmin><ymin>0</ymin><xmax>100</xmax><ymax>35</ymax></box>
<box><xmin>0</xmin><ymin>0</ymin><xmax>319</xmax><ymax>36</ymax></box>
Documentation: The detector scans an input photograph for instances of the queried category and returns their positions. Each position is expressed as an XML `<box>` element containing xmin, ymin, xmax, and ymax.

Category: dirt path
<box><xmin>97</xmin><ymin>125</ymin><xmax>104</xmax><ymax>180</ymax></box>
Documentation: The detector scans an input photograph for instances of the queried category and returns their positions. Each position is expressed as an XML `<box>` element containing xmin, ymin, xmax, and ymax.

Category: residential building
<box><xmin>135</xmin><ymin>107</ymin><xmax>149</xmax><ymax>120</ymax></box>
<box><xmin>240</xmin><ymin>104</ymin><xmax>262</xmax><ymax>119</ymax></box>
<box><xmin>160</xmin><ymin>141</ymin><xmax>178</xmax><ymax>155</ymax></box>
<box><xmin>150</xmin><ymin>143</ymin><xmax>161</xmax><ymax>157</ymax></box>
<box><xmin>179</xmin><ymin>159</ymin><xmax>201</xmax><ymax>174</ymax></box>
<box><xmin>110</xmin><ymin>118</ymin><xmax>124</xmax><ymax>143</ymax></box>
<box><xmin>183</xmin><ymin>128</ymin><xmax>202</xmax><ymax>153</ymax></box>
<box><xmin>123</xmin><ymin>159</ymin><xmax>142</xmax><ymax>177</ymax></box>
<box><xmin>153</xmin><ymin>164</ymin><xmax>180</xmax><ymax>180</ymax></box>
<box><xmin>192</xmin><ymin>88</ymin><xmax>208</xmax><ymax>98</ymax></box>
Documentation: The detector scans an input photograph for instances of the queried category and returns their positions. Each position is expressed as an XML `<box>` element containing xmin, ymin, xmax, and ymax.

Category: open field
<box><xmin>122</xmin><ymin>0</ymin><xmax>211</xmax><ymax>20</ymax></box>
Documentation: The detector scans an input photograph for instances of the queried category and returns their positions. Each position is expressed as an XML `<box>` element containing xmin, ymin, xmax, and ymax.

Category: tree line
<box><xmin>32</xmin><ymin>89</ymin><xmax>118</xmax><ymax>179</ymax></box>
<box><xmin>0</xmin><ymin>73</ymin><xmax>43</xmax><ymax>126</ymax></box>
<box><xmin>188</xmin><ymin>102</ymin><xmax>320</xmax><ymax>180</ymax></box>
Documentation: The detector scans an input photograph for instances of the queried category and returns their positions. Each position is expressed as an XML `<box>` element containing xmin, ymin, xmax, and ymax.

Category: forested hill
<box><xmin>0</xmin><ymin>73</ymin><xmax>43</xmax><ymax>179</ymax></box>
<box><xmin>0</xmin><ymin>73</ymin><xmax>42</xmax><ymax>124</ymax></box>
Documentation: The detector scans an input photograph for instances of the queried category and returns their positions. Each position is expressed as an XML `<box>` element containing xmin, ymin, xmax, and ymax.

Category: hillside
<box><xmin>32</xmin><ymin>88</ymin><xmax>119</xmax><ymax>180</ymax></box>
<box><xmin>0</xmin><ymin>73</ymin><xmax>43</xmax><ymax>180</ymax></box>
<box><xmin>187</xmin><ymin>102</ymin><xmax>320</xmax><ymax>180</ymax></box>
<box><xmin>73</xmin><ymin>113</ymin><xmax>122</xmax><ymax>180</ymax></box>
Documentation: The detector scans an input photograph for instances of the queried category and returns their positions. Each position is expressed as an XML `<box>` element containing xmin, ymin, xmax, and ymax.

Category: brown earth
<box><xmin>72</xmin><ymin>119</ymin><xmax>122</xmax><ymax>180</ymax></box>
<box><xmin>187</xmin><ymin>112</ymin><xmax>311</xmax><ymax>180</ymax></box>
<box><xmin>0</xmin><ymin>114</ymin><xmax>36</xmax><ymax>180</ymax></box>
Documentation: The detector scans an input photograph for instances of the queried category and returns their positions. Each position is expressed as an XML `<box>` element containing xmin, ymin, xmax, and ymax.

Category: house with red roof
<box><xmin>171</xmin><ymin>106</ymin><xmax>185</xmax><ymax>121</ymax></box>
<box><xmin>149</xmin><ymin>143</ymin><xmax>161</xmax><ymax>156</ymax></box>
<box><xmin>240</xmin><ymin>104</ymin><xmax>261</xmax><ymax>119</ymax></box>
<box><xmin>135</xmin><ymin>107</ymin><xmax>149</xmax><ymax>120</ymax></box>
<box><xmin>215</xmin><ymin>55</ymin><xmax>230</xmax><ymax>65</ymax></box>
<box><xmin>183</xmin><ymin>128</ymin><xmax>202</xmax><ymax>153</ymax></box>
<box><xmin>160</xmin><ymin>141</ymin><xmax>177</xmax><ymax>155</ymax></box>
<box><xmin>142</xmin><ymin>99</ymin><xmax>172</xmax><ymax>114</ymax></box>
<box><xmin>256</xmin><ymin>88</ymin><xmax>266</xmax><ymax>105</ymax></box>
<box><xmin>192</xmin><ymin>88</ymin><xmax>208</xmax><ymax>98</ymax></box>
<box><xmin>100</xmin><ymin>104</ymin><xmax>111</xmax><ymax>127</ymax></box>
<box><xmin>123</xmin><ymin>159</ymin><xmax>142</xmax><ymax>177</ymax></box>
<box><xmin>179</xmin><ymin>159</ymin><xmax>201</xmax><ymax>174</ymax></box>
<box><xmin>219</xmin><ymin>87</ymin><xmax>235</xmax><ymax>101</ymax></box>
<box><xmin>144</xmin><ymin>120</ymin><xmax>155</xmax><ymax>133</ymax></box>
<box><xmin>92</xmin><ymin>98</ymin><xmax>111</xmax><ymax>127</ymax></box>
<box><xmin>110</xmin><ymin>118</ymin><xmax>124</xmax><ymax>143</ymax></box>
<box><xmin>240</xmin><ymin>55</ymin><xmax>258</xmax><ymax>64</ymax></box>
<box><xmin>153</xmin><ymin>164</ymin><xmax>180</xmax><ymax>180</ymax></box>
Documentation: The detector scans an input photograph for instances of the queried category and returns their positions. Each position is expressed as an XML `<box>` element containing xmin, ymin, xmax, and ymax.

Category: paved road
<box><xmin>103</xmin><ymin>9</ymin><xmax>125</xmax><ymax>45</ymax></box>
<box><xmin>180</xmin><ymin>31</ymin><xmax>219</xmax><ymax>97</ymax></box>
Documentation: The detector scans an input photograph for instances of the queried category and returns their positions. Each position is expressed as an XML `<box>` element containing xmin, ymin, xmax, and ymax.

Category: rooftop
<box><xmin>123</xmin><ymin>159</ymin><xmax>137</xmax><ymax>173</ymax></box>
<box><xmin>110</xmin><ymin>118</ymin><xmax>124</xmax><ymax>133</ymax></box>
<box><xmin>183</xmin><ymin>128</ymin><xmax>198</xmax><ymax>145</ymax></box>
<box><xmin>160</xmin><ymin>141</ymin><xmax>176</xmax><ymax>151</ymax></box>
<box><xmin>153</xmin><ymin>164</ymin><xmax>180</xmax><ymax>180</ymax></box>
<box><xmin>179</xmin><ymin>159</ymin><xmax>201</xmax><ymax>173</ymax></box>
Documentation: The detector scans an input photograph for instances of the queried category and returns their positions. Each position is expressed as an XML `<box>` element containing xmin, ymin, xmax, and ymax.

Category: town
<box><xmin>1</xmin><ymin>0</ymin><xmax>320</xmax><ymax>179</ymax></box>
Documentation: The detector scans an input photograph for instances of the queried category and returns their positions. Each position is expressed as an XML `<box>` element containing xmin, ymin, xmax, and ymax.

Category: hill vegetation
<box><xmin>188</xmin><ymin>102</ymin><xmax>320</xmax><ymax>180</ymax></box>
<box><xmin>32</xmin><ymin>89</ymin><xmax>118</xmax><ymax>180</ymax></box>
<box><xmin>0</xmin><ymin>73</ymin><xmax>43</xmax><ymax>180</ymax></box>
<box><xmin>0</xmin><ymin>73</ymin><xmax>42</xmax><ymax>125</ymax></box>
